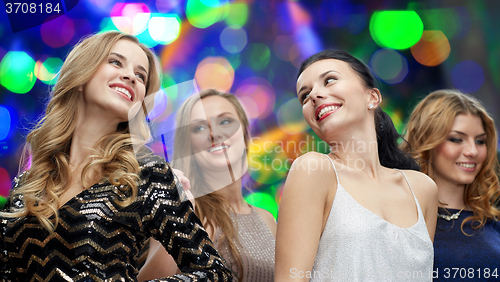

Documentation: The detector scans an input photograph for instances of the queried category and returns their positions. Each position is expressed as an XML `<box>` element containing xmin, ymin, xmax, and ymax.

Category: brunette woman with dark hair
<box><xmin>275</xmin><ymin>50</ymin><xmax>438</xmax><ymax>281</ymax></box>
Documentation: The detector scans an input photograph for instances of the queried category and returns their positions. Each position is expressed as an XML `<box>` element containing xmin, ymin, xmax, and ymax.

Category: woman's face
<box><xmin>80</xmin><ymin>39</ymin><xmax>149</xmax><ymax>124</ymax></box>
<box><xmin>431</xmin><ymin>114</ymin><xmax>487</xmax><ymax>188</ymax></box>
<box><xmin>189</xmin><ymin>95</ymin><xmax>247</xmax><ymax>174</ymax></box>
<box><xmin>296</xmin><ymin>59</ymin><xmax>375</xmax><ymax>141</ymax></box>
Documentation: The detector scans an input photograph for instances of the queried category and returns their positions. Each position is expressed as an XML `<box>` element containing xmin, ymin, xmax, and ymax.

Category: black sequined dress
<box><xmin>0</xmin><ymin>155</ymin><xmax>233</xmax><ymax>281</ymax></box>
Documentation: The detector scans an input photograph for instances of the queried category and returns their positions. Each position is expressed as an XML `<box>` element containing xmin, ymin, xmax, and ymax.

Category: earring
<box><xmin>369</xmin><ymin>104</ymin><xmax>374</xmax><ymax>109</ymax></box>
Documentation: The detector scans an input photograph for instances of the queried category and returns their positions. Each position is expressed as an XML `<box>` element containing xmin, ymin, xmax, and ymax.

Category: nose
<box><xmin>120</xmin><ymin>68</ymin><xmax>136</xmax><ymax>85</ymax></box>
<box><xmin>209</xmin><ymin>122</ymin><xmax>224</xmax><ymax>144</ymax></box>
<box><xmin>463</xmin><ymin>140</ymin><xmax>479</xmax><ymax>158</ymax></box>
<box><xmin>210</xmin><ymin>129</ymin><xmax>224</xmax><ymax>143</ymax></box>
<box><xmin>309</xmin><ymin>88</ymin><xmax>326</xmax><ymax>106</ymax></box>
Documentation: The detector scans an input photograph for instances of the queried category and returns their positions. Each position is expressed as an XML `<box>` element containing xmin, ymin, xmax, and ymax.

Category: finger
<box><xmin>180</xmin><ymin>177</ymin><xmax>191</xmax><ymax>191</ymax></box>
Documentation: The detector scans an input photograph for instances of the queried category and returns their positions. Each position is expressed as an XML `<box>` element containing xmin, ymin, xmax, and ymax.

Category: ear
<box><xmin>367</xmin><ymin>88</ymin><xmax>382</xmax><ymax>110</ymax></box>
<box><xmin>78</xmin><ymin>85</ymin><xmax>83</xmax><ymax>92</ymax></box>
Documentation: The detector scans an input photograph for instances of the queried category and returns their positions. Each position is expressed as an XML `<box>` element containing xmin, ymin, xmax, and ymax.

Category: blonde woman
<box><xmin>0</xmin><ymin>32</ymin><xmax>232</xmax><ymax>281</ymax></box>
<box><xmin>140</xmin><ymin>89</ymin><xmax>276</xmax><ymax>282</ymax></box>
<box><xmin>402</xmin><ymin>89</ymin><xmax>500</xmax><ymax>280</ymax></box>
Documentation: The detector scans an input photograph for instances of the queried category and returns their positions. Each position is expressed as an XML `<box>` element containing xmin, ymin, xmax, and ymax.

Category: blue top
<box><xmin>433</xmin><ymin>208</ymin><xmax>500</xmax><ymax>281</ymax></box>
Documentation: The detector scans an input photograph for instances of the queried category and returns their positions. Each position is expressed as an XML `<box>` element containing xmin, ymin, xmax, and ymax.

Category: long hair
<box><xmin>173</xmin><ymin>89</ymin><xmax>250</xmax><ymax>279</ymax></box>
<box><xmin>402</xmin><ymin>89</ymin><xmax>500</xmax><ymax>232</ymax></box>
<box><xmin>2</xmin><ymin>31</ymin><xmax>161</xmax><ymax>232</ymax></box>
<box><xmin>298</xmin><ymin>49</ymin><xmax>419</xmax><ymax>170</ymax></box>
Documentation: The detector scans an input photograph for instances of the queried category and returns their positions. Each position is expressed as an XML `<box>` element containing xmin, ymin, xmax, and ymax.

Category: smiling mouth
<box><xmin>112</xmin><ymin>86</ymin><xmax>132</xmax><ymax>100</ymax></box>
<box><xmin>207</xmin><ymin>144</ymin><xmax>230</xmax><ymax>153</ymax></box>
<box><xmin>456</xmin><ymin>163</ymin><xmax>475</xmax><ymax>169</ymax></box>
<box><xmin>317</xmin><ymin>105</ymin><xmax>341</xmax><ymax>120</ymax></box>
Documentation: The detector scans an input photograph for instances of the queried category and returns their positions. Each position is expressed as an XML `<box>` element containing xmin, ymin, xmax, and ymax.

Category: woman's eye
<box><xmin>325</xmin><ymin>77</ymin><xmax>336</xmax><ymax>85</ymax></box>
<box><xmin>136</xmin><ymin>73</ymin><xmax>146</xmax><ymax>82</ymax></box>
<box><xmin>110</xmin><ymin>59</ymin><xmax>122</xmax><ymax>67</ymax></box>
<box><xmin>220</xmin><ymin>118</ymin><xmax>233</xmax><ymax>125</ymax></box>
<box><xmin>448</xmin><ymin>138</ymin><xmax>462</xmax><ymax>143</ymax></box>
<box><xmin>192</xmin><ymin>124</ymin><xmax>207</xmax><ymax>133</ymax></box>
<box><xmin>476</xmin><ymin>139</ymin><xmax>486</xmax><ymax>145</ymax></box>
<box><xmin>300</xmin><ymin>93</ymin><xmax>310</xmax><ymax>104</ymax></box>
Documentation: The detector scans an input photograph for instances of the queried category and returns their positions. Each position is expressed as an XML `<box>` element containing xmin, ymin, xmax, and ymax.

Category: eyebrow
<box><xmin>451</xmin><ymin>130</ymin><xmax>486</xmax><ymax>137</ymax></box>
<box><xmin>297</xmin><ymin>70</ymin><xmax>340</xmax><ymax>95</ymax></box>
<box><xmin>216</xmin><ymin>112</ymin><xmax>236</xmax><ymax>117</ymax></box>
<box><xmin>110</xmin><ymin>52</ymin><xmax>148</xmax><ymax>76</ymax></box>
<box><xmin>190</xmin><ymin>112</ymin><xmax>236</xmax><ymax>123</ymax></box>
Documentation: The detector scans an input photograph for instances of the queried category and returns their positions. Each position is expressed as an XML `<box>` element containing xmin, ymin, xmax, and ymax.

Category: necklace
<box><xmin>437</xmin><ymin>206</ymin><xmax>467</xmax><ymax>221</ymax></box>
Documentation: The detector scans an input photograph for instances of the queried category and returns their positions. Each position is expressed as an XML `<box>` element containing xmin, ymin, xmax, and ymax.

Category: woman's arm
<box><xmin>138</xmin><ymin>168</ymin><xmax>195</xmax><ymax>281</ymax></box>
<box><xmin>138</xmin><ymin>156</ymin><xmax>232</xmax><ymax>281</ymax></box>
<box><xmin>403</xmin><ymin>170</ymin><xmax>439</xmax><ymax>242</ymax></box>
<box><xmin>0</xmin><ymin>172</ymin><xmax>27</xmax><ymax>281</ymax></box>
<box><xmin>0</xmin><ymin>205</ymin><xmax>14</xmax><ymax>281</ymax></box>
<box><xmin>275</xmin><ymin>153</ymin><xmax>335</xmax><ymax>281</ymax></box>
<box><xmin>138</xmin><ymin>239</ymin><xmax>180</xmax><ymax>281</ymax></box>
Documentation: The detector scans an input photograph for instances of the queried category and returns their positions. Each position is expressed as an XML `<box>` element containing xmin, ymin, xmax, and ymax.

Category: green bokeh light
<box><xmin>162</xmin><ymin>74</ymin><xmax>178</xmax><ymax>100</ymax></box>
<box><xmin>186</xmin><ymin>0</ymin><xmax>228</xmax><ymax>29</ymax></box>
<box><xmin>0</xmin><ymin>197</ymin><xmax>6</xmax><ymax>210</ymax></box>
<box><xmin>148</xmin><ymin>14</ymin><xmax>181</xmax><ymax>45</ymax></box>
<box><xmin>369</xmin><ymin>11</ymin><xmax>423</xmax><ymax>50</ymax></box>
<box><xmin>99</xmin><ymin>18</ymin><xmax>119</xmax><ymax>32</ymax></box>
<box><xmin>248</xmin><ymin>142</ymin><xmax>290</xmax><ymax>185</ymax></box>
<box><xmin>418</xmin><ymin>8</ymin><xmax>460</xmax><ymax>39</ymax></box>
<box><xmin>36</xmin><ymin>57</ymin><xmax>63</xmax><ymax>85</ymax></box>
<box><xmin>225</xmin><ymin>2</ymin><xmax>248</xmax><ymax>26</ymax></box>
<box><xmin>244</xmin><ymin>192</ymin><xmax>278</xmax><ymax>219</ymax></box>
<box><xmin>227</xmin><ymin>53</ymin><xmax>241</xmax><ymax>70</ymax></box>
<box><xmin>0</xmin><ymin>51</ymin><xmax>36</xmax><ymax>94</ymax></box>
<box><xmin>248</xmin><ymin>43</ymin><xmax>270</xmax><ymax>72</ymax></box>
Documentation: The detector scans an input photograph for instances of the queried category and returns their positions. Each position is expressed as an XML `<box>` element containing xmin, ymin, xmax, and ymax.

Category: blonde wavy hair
<box><xmin>402</xmin><ymin>89</ymin><xmax>500</xmax><ymax>233</ymax></box>
<box><xmin>2</xmin><ymin>31</ymin><xmax>161</xmax><ymax>232</ymax></box>
<box><xmin>173</xmin><ymin>89</ymin><xmax>250</xmax><ymax>280</ymax></box>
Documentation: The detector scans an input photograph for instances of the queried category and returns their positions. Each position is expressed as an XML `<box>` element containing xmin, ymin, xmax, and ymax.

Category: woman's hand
<box><xmin>172</xmin><ymin>168</ymin><xmax>195</xmax><ymax>209</ymax></box>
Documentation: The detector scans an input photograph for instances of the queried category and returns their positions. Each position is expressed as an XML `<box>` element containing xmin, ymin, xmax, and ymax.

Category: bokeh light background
<box><xmin>1</xmin><ymin>0</ymin><xmax>499</xmax><ymax>217</ymax></box>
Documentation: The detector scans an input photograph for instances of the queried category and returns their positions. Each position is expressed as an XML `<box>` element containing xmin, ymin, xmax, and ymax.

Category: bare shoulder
<box><xmin>400</xmin><ymin>170</ymin><xmax>437</xmax><ymax>193</ymax></box>
<box><xmin>290</xmin><ymin>152</ymin><xmax>334</xmax><ymax>177</ymax></box>
<box><xmin>399</xmin><ymin>170</ymin><xmax>438</xmax><ymax>207</ymax></box>
<box><xmin>253</xmin><ymin>206</ymin><xmax>277</xmax><ymax>237</ymax></box>
<box><xmin>287</xmin><ymin>152</ymin><xmax>336</xmax><ymax>193</ymax></box>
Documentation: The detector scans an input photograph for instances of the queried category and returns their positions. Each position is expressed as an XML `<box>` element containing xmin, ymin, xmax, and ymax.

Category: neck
<box><xmin>69</xmin><ymin>109</ymin><xmax>119</xmax><ymax>169</ymax></box>
<box><xmin>328</xmin><ymin>126</ymin><xmax>381</xmax><ymax>178</ymax></box>
<box><xmin>434</xmin><ymin>178</ymin><xmax>466</xmax><ymax>209</ymax></box>
<box><xmin>204</xmin><ymin>175</ymin><xmax>250</xmax><ymax>214</ymax></box>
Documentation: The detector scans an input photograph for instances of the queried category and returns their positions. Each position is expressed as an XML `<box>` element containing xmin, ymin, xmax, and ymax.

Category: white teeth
<box><xmin>318</xmin><ymin>105</ymin><xmax>340</xmax><ymax>119</ymax></box>
<box><xmin>457</xmin><ymin>163</ymin><xmax>475</xmax><ymax>168</ymax></box>
<box><xmin>207</xmin><ymin>145</ymin><xmax>229</xmax><ymax>153</ymax></box>
<box><xmin>113</xmin><ymin>87</ymin><xmax>132</xmax><ymax>100</ymax></box>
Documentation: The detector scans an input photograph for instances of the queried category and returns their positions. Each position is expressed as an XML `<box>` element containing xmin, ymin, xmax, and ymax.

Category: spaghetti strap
<box><xmin>395</xmin><ymin>169</ymin><xmax>417</xmax><ymax>200</ymax></box>
<box><xmin>324</xmin><ymin>154</ymin><xmax>340</xmax><ymax>186</ymax></box>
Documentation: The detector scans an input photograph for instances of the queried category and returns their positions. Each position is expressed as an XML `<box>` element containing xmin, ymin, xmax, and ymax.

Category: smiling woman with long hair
<box><xmin>275</xmin><ymin>50</ymin><xmax>438</xmax><ymax>281</ymax></box>
<box><xmin>402</xmin><ymin>89</ymin><xmax>500</xmax><ymax>280</ymax></box>
<box><xmin>139</xmin><ymin>89</ymin><xmax>276</xmax><ymax>282</ymax></box>
<box><xmin>0</xmin><ymin>31</ymin><xmax>232</xmax><ymax>281</ymax></box>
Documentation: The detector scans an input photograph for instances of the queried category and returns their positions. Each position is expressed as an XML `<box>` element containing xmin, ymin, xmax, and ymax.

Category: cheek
<box><xmin>230</xmin><ymin>129</ymin><xmax>246</xmax><ymax>149</ymax></box>
<box><xmin>478</xmin><ymin>147</ymin><xmax>488</xmax><ymax>165</ymax></box>
<box><xmin>433</xmin><ymin>145</ymin><xmax>456</xmax><ymax>167</ymax></box>
<box><xmin>137</xmin><ymin>86</ymin><xmax>147</xmax><ymax>101</ymax></box>
<box><xmin>303</xmin><ymin>104</ymin><xmax>314</xmax><ymax>119</ymax></box>
<box><xmin>190</xmin><ymin>133</ymin><xmax>207</xmax><ymax>151</ymax></box>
